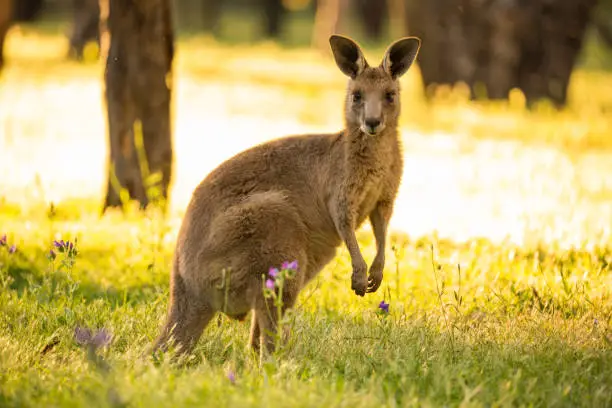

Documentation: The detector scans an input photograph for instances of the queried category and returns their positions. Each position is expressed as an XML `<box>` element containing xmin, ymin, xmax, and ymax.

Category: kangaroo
<box><xmin>152</xmin><ymin>35</ymin><xmax>421</xmax><ymax>356</ymax></box>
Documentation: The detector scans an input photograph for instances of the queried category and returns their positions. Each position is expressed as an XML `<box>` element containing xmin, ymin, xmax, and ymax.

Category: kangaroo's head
<box><xmin>329</xmin><ymin>35</ymin><xmax>421</xmax><ymax>137</ymax></box>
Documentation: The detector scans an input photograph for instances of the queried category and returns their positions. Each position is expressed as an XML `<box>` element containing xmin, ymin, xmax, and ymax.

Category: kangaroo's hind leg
<box><xmin>251</xmin><ymin>290</ymin><xmax>300</xmax><ymax>354</ymax></box>
<box><xmin>249</xmin><ymin>252</ymin><xmax>306</xmax><ymax>354</ymax></box>
<box><xmin>208</xmin><ymin>190</ymin><xmax>308</xmax><ymax>354</ymax></box>
<box><xmin>152</xmin><ymin>264</ymin><xmax>215</xmax><ymax>357</ymax></box>
<box><xmin>247</xmin><ymin>250</ymin><xmax>305</xmax><ymax>353</ymax></box>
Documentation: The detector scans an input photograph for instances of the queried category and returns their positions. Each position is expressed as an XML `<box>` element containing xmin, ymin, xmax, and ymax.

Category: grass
<box><xmin>1</xmin><ymin>218</ymin><xmax>611</xmax><ymax>407</ymax></box>
<box><xmin>1</xmin><ymin>19</ymin><xmax>612</xmax><ymax>407</ymax></box>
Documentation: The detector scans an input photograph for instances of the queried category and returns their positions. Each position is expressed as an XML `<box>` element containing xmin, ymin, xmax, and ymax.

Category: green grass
<box><xmin>1</xmin><ymin>213</ymin><xmax>611</xmax><ymax>407</ymax></box>
<box><xmin>1</xmin><ymin>19</ymin><xmax>612</xmax><ymax>407</ymax></box>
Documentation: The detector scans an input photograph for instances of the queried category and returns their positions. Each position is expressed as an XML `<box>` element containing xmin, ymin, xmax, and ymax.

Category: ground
<box><xmin>0</xmin><ymin>21</ymin><xmax>611</xmax><ymax>407</ymax></box>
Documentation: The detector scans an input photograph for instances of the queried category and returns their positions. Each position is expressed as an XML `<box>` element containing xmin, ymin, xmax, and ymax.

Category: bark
<box><xmin>406</xmin><ymin>0</ymin><xmax>598</xmax><ymax>108</ymax></box>
<box><xmin>98</xmin><ymin>0</ymin><xmax>109</xmax><ymax>61</ymax></box>
<box><xmin>103</xmin><ymin>0</ymin><xmax>174</xmax><ymax>212</ymax></box>
<box><xmin>387</xmin><ymin>0</ymin><xmax>406</xmax><ymax>38</ymax></box>
<box><xmin>68</xmin><ymin>0</ymin><xmax>101</xmax><ymax>60</ymax></box>
<box><xmin>594</xmin><ymin>16</ymin><xmax>612</xmax><ymax>47</ymax></box>
<box><xmin>200</xmin><ymin>0</ymin><xmax>223</xmax><ymax>33</ymax></box>
<box><xmin>0</xmin><ymin>0</ymin><xmax>11</xmax><ymax>71</ymax></box>
<box><xmin>520</xmin><ymin>0</ymin><xmax>597</xmax><ymax>108</ymax></box>
<box><xmin>12</xmin><ymin>0</ymin><xmax>42</xmax><ymax>22</ymax></box>
<box><xmin>312</xmin><ymin>0</ymin><xmax>348</xmax><ymax>51</ymax></box>
<box><xmin>405</xmin><ymin>0</ymin><xmax>468</xmax><ymax>96</ymax></box>
<box><xmin>356</xmin><ymin>0</ymin><xmax>387</xmax><ymax>41</ymax></box>
<box><xmin>262</xmin><ymin>0</ymin><xmax>285</xmax><ymax>38</ymax></box>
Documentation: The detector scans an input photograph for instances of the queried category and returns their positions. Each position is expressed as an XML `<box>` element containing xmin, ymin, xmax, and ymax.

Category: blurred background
<box><xmin>1</xmin><ymin>0</ymin><xmax>612</xmax><ymax>248</ymax></box>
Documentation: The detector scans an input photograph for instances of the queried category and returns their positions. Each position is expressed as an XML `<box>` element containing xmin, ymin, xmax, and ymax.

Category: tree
<box><xmin>406</xmin><ymin>0</ymin><xmax>598</xmax><ymax>108</ymax></box>
<box><xmin>593</xmin><ymin>0</ymin><xmax>612</xmax><ymax>47</ymax></box>
<box><xmin>312</xmin><ymin>0</ymin><xmax>395</xmax><ymax>49</ymax></box>
<box><xmin>191</xmin><ymin>0</ymin><xmax>286</xmax><ymax>38</ymax></box>
<box><xmin>262</xmin><ymin>0</ymin><xmax>286</xmax><ymax>38</ymax></box>
<box><xmin>200</xmin><ymin>0</ymin><xmax>223</xmax><ymax>33</ymax></box>
<box><xmin>103</xmin><ymin>0</ymin><xmax>175</xmax><ymax>212</ymax></box>
<box><xmin>312</xmin><ymin>0</ymin><xmax>347</xmax><ymax>50</ymax></box>
<box><xmin>0</xmin><ymin>0</ymin><xmax>11</xmax><ymax>72</ymax></box>
<box><xmin>68</xmin><ymin>0</ymin><xmax>101</xmax><ymax>60</ymax></box>
<box><xmin>12</xmin><ymin>0</ymin><xmax>42</xmax><ymax>22</ymax></box>
<box><xmin>356</xmin><ymin>0</ymin><xmax>388</xmax><ymax>41</ymax></box>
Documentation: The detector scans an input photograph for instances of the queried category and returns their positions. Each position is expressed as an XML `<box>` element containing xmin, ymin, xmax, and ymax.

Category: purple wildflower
<box><xmin>0</xmin><ymin>234</ymin><xmax>6</xmax><ymax>246</ymax></box>
<box><xmin>378</xmin><ymin>300</ymin><xmax>390</xmax><ymax>313</ymax></box>
<box><xmin>91</xmin><ymin>329</ymin><xmax>112</xmax><ymax>349</ymax></box>
<box><xmin>53</xmin><ymin>239</ymin><xmax>77</xmax><ymax>256</ymax></box>
<box><xmin>268</xmin><ymin>267</ymin><xmax>279</xmax><ymax>278</ymax></box>
<box><xmin>48</xmin><ymin>249</ymin><xmax>57</xmax><ymax>260</ymax></box>
<box><xmin>282</xmin><ymin>260</ymin><xmax>298</xmax><ymax>270</ymax></box>
<box><xmin>74</xmin><ymin>327</ymin><xmax>93</xmax><ymax>345</ymax></box>
<box><xmin>227</xmin><ymin>371</ymin><xmax>236</xmax><ymax>385</ymax></box>
<box><xmin>74</xmin><ymin>326</ymin><xmax>112</xmax><ymax>350</ymax></box>
<box><xmin>8</xmin><ymin>245</ymin><xmax>16</xmax><ymax>254</ymax></box>
<box><xmin>265</xmin><ymin>279</ymin><xmax>275</xmax><ymax>290</ymax></box>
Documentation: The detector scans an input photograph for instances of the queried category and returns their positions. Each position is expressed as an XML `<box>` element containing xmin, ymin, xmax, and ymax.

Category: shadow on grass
<box><xmin>4</xmin><ymin>248</ymin><xmax>167</xmax><ymax>308</ymax></box>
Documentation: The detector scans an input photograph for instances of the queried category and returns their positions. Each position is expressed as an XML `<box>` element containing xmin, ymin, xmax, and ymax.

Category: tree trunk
<box><xmin>98</xmin><ymin>0</ymin><xmax>109</xmax><ymax>61</ymax></box>
<box><xmin>405</xmin><ymin>0</ymin><xmax>471</xmax><ymax>97</ymax></box>
<box><xmin>406</xmin><ymin>0</ymin><xmax>597</xmax><ymax>108</ymax></box>
<box><xmin>387</xmin><ymin>0</ymin><xmax>406</xmax><ymax>39</ymax></box>
<box><xmin>68</xmin><ymin>0</ymin><xmax>101</xmax><ymax>60</ymax></box>
<box><xmin>201</xmin><ymin>0</ymin><xmax>223</xmax><ymax>33</ymax></box>
<box><xmin>12</xmin><ymin>0</ymin><xmax>42</xmax><ymax>22</ymax></box>
<box><xmin>594</xmin><ymin>16</ymin><xmax>612</xmax><ymax>47</ymax></box>
<box><xmin>262</xmin><ymin>0</ymin><xmax>285</xmax><ymax>38</ymax></box>
<box><xmin>0</xmin><ymin>0</ymin><xmax>11</xmax><ymax>72</ymax></box>
<box><xmin>103</xmin><ymin>0</ymin><xmax>174</xmax><ymax>212</ymax></box>
<box><xmin>356</xmin><ymin>0</ymin><xmax>387</xmax><ymax>41</ymax></box>
<box><xmin>312</xmin><ymin>0</ymin><xmax>348</xmax><ymax>51</ymax></box>
<box><xmin>519</xmin><ymin>0</ymin><xmax>596</xmax><ymax>108</ymax></box>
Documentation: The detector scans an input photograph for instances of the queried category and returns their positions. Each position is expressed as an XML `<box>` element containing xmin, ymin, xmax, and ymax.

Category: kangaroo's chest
<box><xmin>355</xmin><ymin>183</ymin><xmax>382</xmax><ymax>226</ymax></box>
<box><xmin>345</xmin><ymin>140</ymin><xmax>403</xmax><ymax>228</ymax></box>
<box><xmin>354</xmin><ymin>163</ymin><xmax>397</xmax><ymax>226</ymax></box>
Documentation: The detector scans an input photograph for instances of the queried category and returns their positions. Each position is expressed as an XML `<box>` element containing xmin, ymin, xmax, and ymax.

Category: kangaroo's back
<box><xmin>181</xmin><ymin>132</ymin><xmax>345</xmax><ymax>249</ymax></box>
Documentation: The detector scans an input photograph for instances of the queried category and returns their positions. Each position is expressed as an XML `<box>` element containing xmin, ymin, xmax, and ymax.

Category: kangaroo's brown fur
<box><xmin>152</xmin><ymin>35</ymin><xmax>421</xmax><ymax>356</ymax></box>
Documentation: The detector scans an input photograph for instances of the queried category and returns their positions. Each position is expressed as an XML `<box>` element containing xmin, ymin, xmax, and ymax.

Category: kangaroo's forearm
<box><xmin>332</xmin><ymin>201</ymin><xmax>365</xmax><ymax>264</ymax></box>
<box><xmin>337</xmin><ymin>218</ymin><xmax>364</xmax><ymax>264</ymax></box>
<box><xmin>370</xmin><ymin>203</ymin><xmax>391</xmax><ymax>260</ymax></box>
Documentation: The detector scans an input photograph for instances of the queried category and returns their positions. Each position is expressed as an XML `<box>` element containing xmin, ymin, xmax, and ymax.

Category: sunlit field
<box><xmin>1</xmin><ymin>21</ymin><xmax>612</xmax><ymax>407</ymax></box>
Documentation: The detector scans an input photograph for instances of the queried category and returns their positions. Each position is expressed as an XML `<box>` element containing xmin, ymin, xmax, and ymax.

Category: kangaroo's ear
<box><xmin>381</xmin><ymin>37</ymin><xmax>421</xmax><ymax>79</ymax></box>
<box><xmin>329</xmin><ymin>35</ymin><xmax>367</xmax><ymax>79</ymax></box>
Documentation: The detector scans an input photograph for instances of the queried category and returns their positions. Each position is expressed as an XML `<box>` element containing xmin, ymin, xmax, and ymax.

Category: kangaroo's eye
<box><xmin>385</xmin><ymin>91</ymin><xmax>396</xmax><ymax>103</ymax></box>
<box><xmin>351</xmin><ymin>91</ymin><xmax>362</xmax><ymax>104</ymax></box>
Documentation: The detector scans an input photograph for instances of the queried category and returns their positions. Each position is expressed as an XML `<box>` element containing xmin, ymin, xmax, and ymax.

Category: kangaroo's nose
<box><xmin>365</xmin><ymin>118</ymin><xmax>381</xmax><ymax>133</ymax></box>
